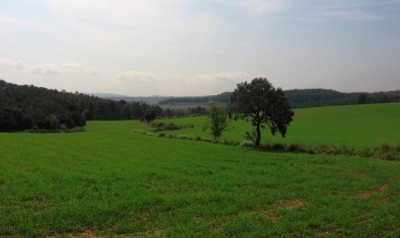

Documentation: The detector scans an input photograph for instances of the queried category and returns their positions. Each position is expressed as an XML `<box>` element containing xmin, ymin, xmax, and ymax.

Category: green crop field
<box><xmin>156</xmin><ymin>102</ymin><xmax>400</xmax><ymax>149</ymax></box>
<box><xmin>1</xmin><ymin>103</ymin><xmax>400</xmax><ymax>237</ymax></box>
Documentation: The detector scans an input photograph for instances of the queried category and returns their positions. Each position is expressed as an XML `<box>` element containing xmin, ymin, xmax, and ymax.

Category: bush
<box><xmin>240</xmin><ymin>140</ymin><xmax>254</xmax><ymax>147</ymax></box>
<box><xmin>286</xmin><ymin>143</ymin><xmax>306</xmax><ymax>152</ymax></box>
<box><xmin>271</xmin><ymin>143</ymin><xmax>286</xmax><ymax>151</ymax></box>
<box><xmin>177</xmin><ymin>134</ymin><xmax>189</xmax><ymax>139</ymax></box>
<box><xmin>144</xmin><ymin>110</ymin><xmax>156</xmax><ymax>122</ymax></box>
<box><xmin>69</xmin><ymin>127</ymin><xmax>85</xmax><ymax>133</ymax></box>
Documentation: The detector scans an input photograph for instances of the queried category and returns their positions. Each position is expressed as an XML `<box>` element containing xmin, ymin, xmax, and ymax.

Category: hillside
<box><xmin>159</xmin><ymin>89</ymin><xmax>400</xmax><ymax>108</ymax></box>
<box><xmin>0</xmin><ymin>80</ymin><xmax>159</xmax><ymax>131</ymax></box>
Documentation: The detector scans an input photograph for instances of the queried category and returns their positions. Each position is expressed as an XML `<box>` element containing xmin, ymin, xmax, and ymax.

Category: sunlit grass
<box><xmin>157</xmin><ymin>102</ymin><xmax>400</xmax><ymax>149</ymax></box>
<box><xmin>1</xmin><ymin>118</ymin><xmax>400</xmax><ymax>237</ymax></box>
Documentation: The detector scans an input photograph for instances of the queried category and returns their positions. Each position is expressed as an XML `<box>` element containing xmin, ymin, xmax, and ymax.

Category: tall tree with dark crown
<box><xmin>230</xmin><ymin>77</ymin><xmax>294</xmax><ymax>146</ymax></box>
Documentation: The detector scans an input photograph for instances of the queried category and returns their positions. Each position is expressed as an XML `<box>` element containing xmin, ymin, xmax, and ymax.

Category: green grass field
<box><xmin>1</xmin><ymin>103</ymin><xmax>400</xmax><ymax>237</ymax></box>
<box><xmin>156</xmin><ymin>102</ymin><xmax>400</xmax><ymax>149</ymax></box>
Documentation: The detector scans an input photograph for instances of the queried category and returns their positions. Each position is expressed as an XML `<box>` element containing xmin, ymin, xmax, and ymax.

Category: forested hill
<box><xmin>159</xmin><ymin>89</ymin><xmax>400</xmax><ymax>108</ymax></box>
<box><xmin>0</xmin><ymin>80</ymin><xmax>157</xmax><ymax>132</ymax></box>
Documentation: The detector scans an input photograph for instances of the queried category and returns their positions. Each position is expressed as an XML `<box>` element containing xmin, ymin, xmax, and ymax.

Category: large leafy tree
<box><xmin>230</xmin><ymin>77</ymin><xmax>294</xmax><ymax>146</ymax></box>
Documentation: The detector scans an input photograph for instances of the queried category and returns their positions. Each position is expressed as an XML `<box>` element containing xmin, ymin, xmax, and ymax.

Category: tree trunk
<box><xmin>255</xmin><ymin>121</ymin><xmax>261</xmax><ymax>146</ymax></box>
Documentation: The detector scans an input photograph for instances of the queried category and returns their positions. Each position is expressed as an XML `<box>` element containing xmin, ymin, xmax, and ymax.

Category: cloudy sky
<box><xmin>1</xmin><ymin>0</ymin><xmax>399</xmax><ymax>96</ymax></box>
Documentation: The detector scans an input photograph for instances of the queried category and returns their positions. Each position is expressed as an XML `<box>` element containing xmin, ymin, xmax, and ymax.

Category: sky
<box><xmin>1</xmin><ymin>0</ymin><xmax>399</xmax><ymax>96</ymax></box>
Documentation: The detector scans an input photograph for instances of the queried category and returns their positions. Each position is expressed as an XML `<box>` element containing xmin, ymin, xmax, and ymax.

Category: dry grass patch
<box><xmin>261</xmin><ymin>209</ymin><xmax>280</xmax><ymax>220</ymax></box>
<box><xmin>346</xmin><ymin>169</ymin><xmax>367</xmax><ymax>178</ymax></box>
<box><xmin>278</xmin><ymin>199</ymin><xmax>308</xmax><ymax>210</ymax></box>
<box><xmin>349</xmin><ymin>184</ymin><xmax>389</xmax><ymax>199</ymax></box>
<box><xmin>47</xmin><ymin>229</ymin><xmax>97</xmax><ymax>238</ymax></box>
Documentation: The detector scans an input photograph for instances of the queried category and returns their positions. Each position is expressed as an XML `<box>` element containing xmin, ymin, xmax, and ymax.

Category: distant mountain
<box><xmin>106</xmin><ymin>96</ymin><xmax>169</xmax><ymax>104</ymax></box>
<box><xmin>86</xmin><ymin>93</ymin><xmax>128</xmax><ymax>98</ymax></box>
<box><xmin>86</xmin><ymin>93</ymin><xmax>169</xmax><ymax>104</ymax></box>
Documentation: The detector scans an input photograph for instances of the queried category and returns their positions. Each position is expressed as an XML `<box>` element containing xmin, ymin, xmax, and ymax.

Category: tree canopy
<box><xmin>230</xmin><ymin>78</ymin><xmax>294</xmax><ymax>146</ymax></box>
<box><xmin>203</xmin><ymin>101</ymin><xmax>229</xmax><ymax>140</ymax></box>
<box><xmin>144</xmin><ymin>110</ymin><xmax>156</xmax><ymax>122</ymax></box>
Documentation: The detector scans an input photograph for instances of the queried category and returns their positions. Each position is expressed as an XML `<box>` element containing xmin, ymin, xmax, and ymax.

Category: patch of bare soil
<box><xmin>278</xmin><ymin>199</ymin><xmax>308</xmax><ymax>210</ymax></box>
<box><xmin>251</xmin><ymin>199</ymin><xmax>308</xmax><ymax>221</ymax></box>
<box><xmin>261</xmin><ymin>209</ymin><xmax>280</xmax><ymax>220</ymax></box>
<box><xmin>346</xmin><ymin>169</ymin><xmax>367</xmax><ymax>178</ymax></box>
<box><xmin>350</xmin><ymin>184</ymin><xmax>389</xmax><ymax>199</ymax></box>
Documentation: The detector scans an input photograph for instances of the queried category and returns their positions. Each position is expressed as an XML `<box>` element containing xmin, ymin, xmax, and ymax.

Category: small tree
<box><xmin>203</xmin><ymin>101</ymin><xmax>229</xmax><ymax>140</ymax></box>
<box><xmin>144</xmin><ymin>109</ymin><xmax>156</xmax><ymax>122</ymax></box>
<box><xmin>230</xmin><ymin>77</ymin><xmax>294</xmax><ymax>146</ymax></box>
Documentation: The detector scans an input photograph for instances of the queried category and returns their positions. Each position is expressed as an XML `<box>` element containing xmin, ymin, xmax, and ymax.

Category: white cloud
<box><xmin>82</xmin><ymin>67</ymin><xmax>98</xmax><ymax>76</ymax></box>
<box><xmin>117</xmin><ymin>70</ymin><xmax>157</xmax><ymax>83</ymax></box>
<box><xmin>31</xmin><ymin>65</ymin><xmax>59</xmax><ymax>75</ymax></box>
<box><xmin>0</xmin><ymin>58</ymin><xmax>23</xmax><ymax>69</ymax></box>
<box><xmin>165</xmin><ymin>71</ymin><xmax>250</xmax><ymax>96</ymax></box>
<box><xmin>192</xmin><ymin>71</ymin><xmax>249</xmax><ymax>83</ymax></box>
<box><xmin>64</xmin><ymin>63</ymin><xmax>98</xmax><ymax>75</ymax></box>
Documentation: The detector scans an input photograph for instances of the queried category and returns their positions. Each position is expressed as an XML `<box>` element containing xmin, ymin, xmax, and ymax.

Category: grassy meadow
<box><xmin>156</xmin><ymin>102</ymin><xmax>400</xmax><ymax>149</ymax></box>
<box><xmin>0</xmin><ymin>103</ymin><xmax>400</xmax><ymax>237</ymax></box>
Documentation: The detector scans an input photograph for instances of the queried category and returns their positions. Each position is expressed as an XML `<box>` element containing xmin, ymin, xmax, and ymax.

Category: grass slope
<box><xmin>1</xmin><ymin>120</ymin><xmax>400</xmax><ymax>237</ymax></box>
<box><xmin>156</xmin><ymin>102</ymin><xmax>400</xmax><ymax>149</ymax></box>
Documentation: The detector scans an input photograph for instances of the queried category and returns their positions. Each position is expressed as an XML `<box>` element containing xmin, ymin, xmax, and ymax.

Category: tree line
<box><xmin>159</xmin><ymin>92</ymin><xmax>231</xmax><ymax>105</ymax></box>
<box><xmin>159</xmin><ymin>88</ymin><xmax>400</xmax><ymax>108</ymax></box>
<box><xmin>0</xmin><ymin>80</ymin><xmax>206</xmax><ymax>132</ymax></box>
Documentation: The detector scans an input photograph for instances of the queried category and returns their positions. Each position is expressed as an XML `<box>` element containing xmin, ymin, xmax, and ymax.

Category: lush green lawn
<box><xmin>157</xmin><ymin>102</ymin><xmax>400</xmax><ymax>149</ymax></box>
<box><xmin>1</xmin><ymin>119</ymin><xmax>400</xmax><ymax>237</ymax></box>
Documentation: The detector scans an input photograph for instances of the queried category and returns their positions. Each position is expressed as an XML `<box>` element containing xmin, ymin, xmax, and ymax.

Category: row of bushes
<box><xmin>130</xmin><ymin>129</ymin><xmax>400</xmax><ymax>161</ymax></box>
<box><xmin>255</xmin><ymin>142</ymin><xmax>400</xmax><ymax>161</ymax></box>
<box><xmin>143</xmin><ymin>121</ymin><xmax>194</xmax><ymax>132</ymax></box>
<box><xmin>25</xmin><ymin>126</ymin><xmax>86</xmax><ymax>133</ymax></box>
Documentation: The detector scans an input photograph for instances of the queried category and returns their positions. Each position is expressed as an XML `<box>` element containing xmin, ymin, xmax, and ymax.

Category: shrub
<box><xmin>60</xmin><ymin>124</ymin><xmax>68</xmax><ymax>131</ymax></box>
<box><xmin>271</xmin><ymin>143</ymin><xmax>286</xmax><ymax>151</ymax></box>
<box><xmin>240</xmin><ymin>140</ymin><xmax>254</xmax><ymax>147</ymax></box>
<box><xmin>177</xmin><ymin>134</ymin><xmax>189</xmax><ymax>139</ymax></box>
<box><xmin>286</xmin><ymin>143</ymin><xmax>306</xmax><ymax>152</ymax></box>
<box><xmin>69</xmin><ymin>127</ymin><xmax>85</xmax><ymax>133</ymax></box>
<box><xmin>375</xmin><ymin>143</ymin><xmax>396</xmax><ymax>154</ymax></box>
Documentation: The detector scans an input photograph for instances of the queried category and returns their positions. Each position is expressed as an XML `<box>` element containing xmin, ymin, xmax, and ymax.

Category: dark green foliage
<box><xmin>0</xmin><ymin>80</ymin><xmax>165</xmax><ymax>131</ymax></box>
<box><xmin>157</xmin><ymin>88</ymin><xmax>400</xmax><ymax>108</ymax></box>
<box><xmin>144</xmin><ymin>110</ymin><xmax>156</xmax><ymax>121</ymax></box>
<box><xmin>149</xmin><ymin>121</ymin><xmax>194</xmax><ymax>132</ymax></box>
<box><xmin>230</xmin><ymin>78</ymin><xmax>294</xmax><ymax>146</ymax></box>
<box><xmin>358</xmin><ymin>93</ymin><xmax>369</xmax><ymax>104</ymax></box>
<box><xmin>0</xmin><ymin>107</ymin><xmax>32</xmax><ymax>131</ymax></box>
<box><xmin>203</xmin><ymin>101</ymin><xmax>229</xmax><ymax>140</ymax></box>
